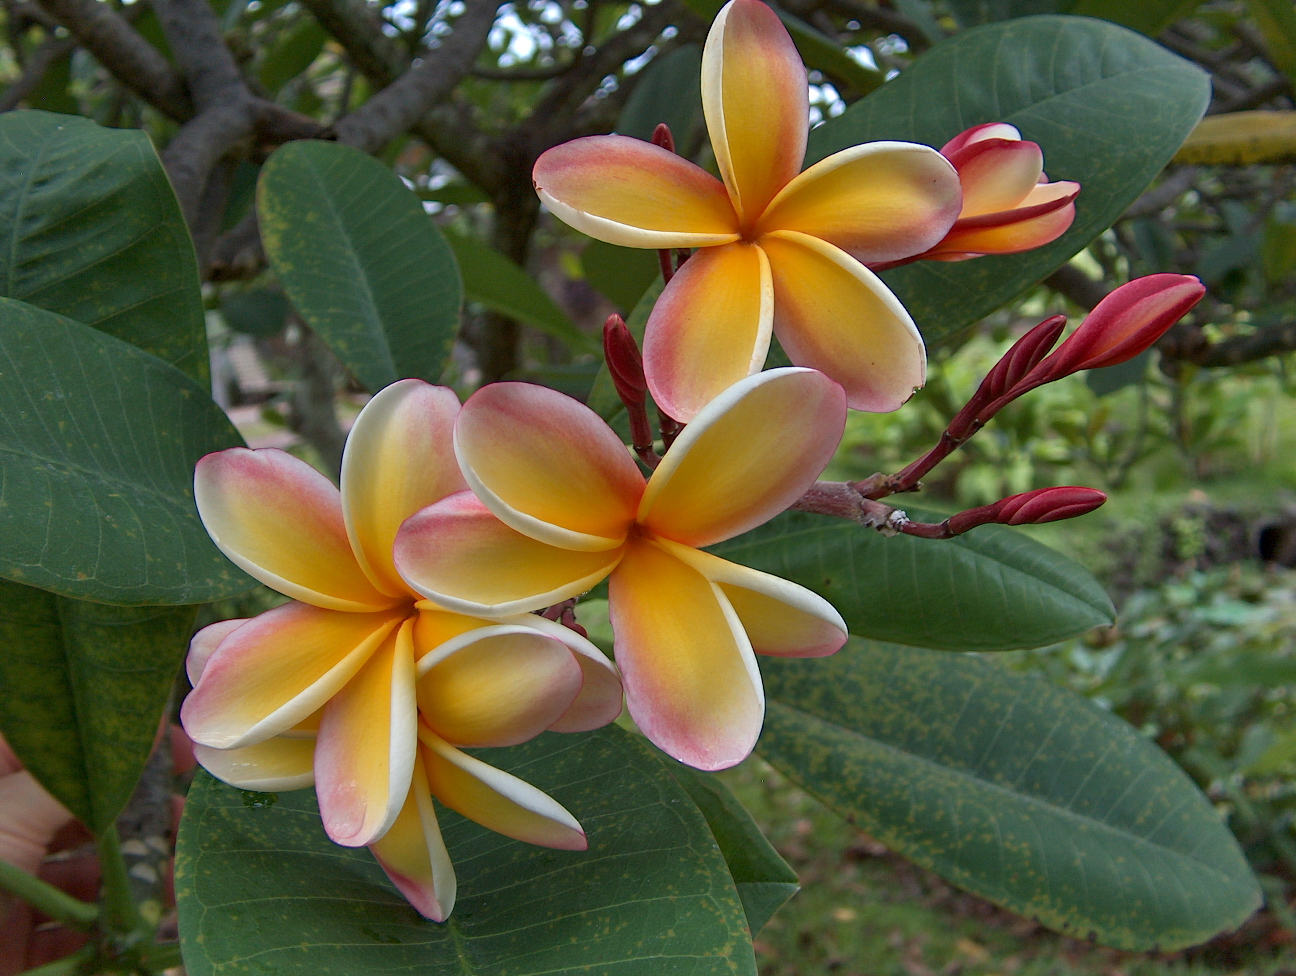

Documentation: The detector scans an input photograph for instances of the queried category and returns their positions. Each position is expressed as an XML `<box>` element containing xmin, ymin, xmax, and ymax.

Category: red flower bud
<box><xmin>1016</xmin><ymin>274</ymin><xmax>1205</xmax><ymax>392</ymax></box>
<box><xmin>952</xmin><ymin>314</ymin><xmax>1066</xmax><ymax>433</ymax></box>
<box><xmin>947</xmin><ymin>486</ymin><xmax>1106</xmax><ymax>535</ymax></box>
<box><xmin>651</xmin><ymin>123</ymin><xmax>675</xmax><ymax>154</ymax></box>
<box><xmin>603</xmin><ymin>314</ymin><xmax>647</xmax><ymax>405</ymax></box>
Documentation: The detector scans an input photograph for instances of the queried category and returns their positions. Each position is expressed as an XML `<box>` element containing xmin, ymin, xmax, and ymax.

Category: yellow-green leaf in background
<box><xmin>1174</xmin><ymin>110</ymin><xmax>1296</xmax><ymax>165</ymax></box>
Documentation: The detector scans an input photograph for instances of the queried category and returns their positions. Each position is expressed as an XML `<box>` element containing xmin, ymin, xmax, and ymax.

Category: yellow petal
<box><xmin>412</xmin><ymin>607</ymin><xmax>502</xmax><ymax>663</ymax></box>
<box><xmin>180</xmin><ymin>602</ymin><xmax>404</xmax><ymax>750</ymax></box>
<box><xmin>534</xmin><ymin>135</ymin><xmax>740</xmax><ymax>248</ymax></box>
<box><xmin>341</xmin><ymin>380</ymin><xmax>466</xmax><ymax>597</ymax></box>
<box><xmin>661</xmin><ymin>541</ymin><xmax>847</xmax><ymax>657</ymax></box>
<box><xmin>368</xmin><ymin>753</ymin><xmax>455</xmax><ymax>921</ymax></box>
<box><xmin>455</xmin><ymin>381</ymin><xmax>643</xmax><ymax>552</ymax></box>
<box><xmin>396</xmin><ymin>493</ymin><xmax>623</xmax><ymax>616</ymax></box>
<box><xmin>193</xmin><ymin>737</ymin><xmax>316</xmax><ymax>791</ymax></box>
<box><xmin>703</xmin><ymin>0</ymin><xmax>808</xmax><ymax>223</ymax></box>
<box><xmin>416</xmin><ymin>625</ymin><xmax>582</xmax><ymax>747</ymax></box>
<box><xmin>420</xmin><ymin>729</ymin><xmax>587</xmax><ymax>850</ymax></box>
<box><xmin>195</xmin><ymin>448</ymin><xmax>396</xmax><ymax>611</ymax></box>
<box><xmin>642</xmin><ymin>241</ymin><xmax>773</xmax><ymax>423</ymax></box>
<box><xmin>186</xmin><ymin>617</ymin><xmax>247</xmax><ymax>685</ymax></box>
<box><xmin>315</xmin><ymin>618</ymin><xmax>418</xmax><ymax>847</ymax></box>
<box><xmin>761</xmin><ymin>230</ymin><xmax>926</xmax><ymax>412</ymax></box>
<box><xmin>757</xmin><ymin>142</ymin><xmax>961</xmax><ymax>264</ymax></box>
<box><xmin>639</xmin><ymin>368</ymin><xmax>844</xmax><ymax>548</ymax></box>
<box><xmin>510</xmin><ymin>614</ymin><xmax>623</xmax><ymax>733</ymax></box>
<box><xmin>609</xmin><ymin>539</ymin><xmax>762</xmax><ymax>770</ymax></box>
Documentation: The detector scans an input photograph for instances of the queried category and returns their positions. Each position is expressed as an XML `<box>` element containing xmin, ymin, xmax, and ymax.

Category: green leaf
<box><xmin>1245</xmin><ymin>0</ymin><xmax>1296</xmax><ymax>87</ymax></box>
<box><xmin>616</xmin><ymin>44</ymin><xmax>704</xmax><ymax>146</ymax></box>
<box><xmin>757</xmin><ymin>638</ymin><xmax>1262</xmax><ymax>951</ymax></box>
<box><xmin>947</xmin><ymin>0</ymin><xmax>1073</xmax><ymax>28</ymax></box>
<box><xmin>29</xmin><ymin>52</ymin><xmax>77</xmax><ymax>115</ymax></box>
<box><xmin>0</xmin><ymin>298</ymin><xmax>252</xmax><ymax>604</ymax></box>
<box><xmin>0</xmin><ymin>578</ymin><xmax>196</xmax><ymax>833</ymax></box>
<box><xmin>0</xmin><ymin>110</ymin><xmax>208</xmax><ymax>382</ymax></box>
<box><xmin>219</xmin><ymin>289</ymin><xmax>289</xmax><ymax>337</ymax></box>
<box><xmin>176</xmin><ymin>728</ymin><xmax>757</xmax><ymax>975</ymax></box>
<box><xmin>775</xmin><ymin>10</ymin><xmax>883</xmax><ymax>96</ymax></box>
<box><xmin>258</xmin><ymin>17</ymin><xmax>327</xmax><ymax>93</ymax></box>
<box><xmin>807</xmin><ymin>16</ymin><xmax>1210</xmax><ymax>346</ymax></box>
<box><xmin>667</xmin><ymin>763</ymin><xmax>799</xmax><ymax>934</ymax></box>
<box><xmin>258</xmin><ymin>140</ymin><xmax>461</xmax><ymax>392</ymax></box>
<box><xmin>1070</xmin><ymin>0</ymin><xmax>1201</xmax><ymax>36</ymax></box>
<box><xmin>581</xmin><ymin>239</ymin><xmax>661</xmax><ymax>314</ymax></box>
<box><xmin>442</xmin><ymin>228</ymin><xmax>593</xmax><ymax>352</ymax></box>
<box><xmin>710</xmin><ymin>510</ymin><xmax>1113</xmax><ymax>652</ymax></box>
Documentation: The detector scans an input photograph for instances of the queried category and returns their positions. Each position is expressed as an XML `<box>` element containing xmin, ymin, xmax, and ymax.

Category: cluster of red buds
<box><xmin>602</xmin><ymin>237</ymin><xmax>1205</xmax><ymax>540</ymax></box>
<box><xmin>844</xmin><ymin>272</ymin><xmax>1206</xmax><ymax>536</ymax></box>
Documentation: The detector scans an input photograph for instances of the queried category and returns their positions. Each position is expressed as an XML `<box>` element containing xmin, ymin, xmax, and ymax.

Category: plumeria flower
<box><xmin>181</xmin><ymin>379</ymin><xmax>621</xmax><ymax>920</ymax></box>
<box><xmin>532</xmin><ymin>0</ymin><xmax>962</xmax><ymax>421</ymax></box>
<box><xmin>893</xmin><ymin>122</ymin><xmax>1079</xmax><ymax>265</ymax></box>
<box><xmin>394</xmin><ymin>368</ymin><xmax>850</xmax><ymax>772</ymax></box>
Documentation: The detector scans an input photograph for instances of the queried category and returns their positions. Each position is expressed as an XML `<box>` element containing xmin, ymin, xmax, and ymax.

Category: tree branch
<box><xmin>1044</xmin><ymin>263</ymin><xmax>1108</xmax><ymax>311</ymax></box>
<box><xmin>151</xmin><ymin>0</ymin><xmax>246</xmax><ymax>111</ymax></box>
<box><xmin>36</xmin><ymin>0</ymin><xmax>193</xmax><ymax>119</ymax></box>
<box><xmin>333</xmin><ymin>0</ymin><xmax>499</xmax><ymax>153</ymax></box>
<box><xmin>299</xmin><ymin>0</ymin><xmax>406</xmax><ymax>86</ymax></box>
<box><xmin>1162</xmin><ymin>320</ymin><xmax>1296</xmax><ymax>368</ymax></box>
<box><xmin>0</xmin><ymin>34</ymin><xmax>74</xmax><ymax>112</ymax></box>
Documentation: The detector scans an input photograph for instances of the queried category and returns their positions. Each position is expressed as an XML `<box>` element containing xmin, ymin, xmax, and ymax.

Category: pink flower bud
<box><xmin>923</xmin><ymin>123</ymin><xmax>1079</xmax><ymax>262</ymax></box>
<box><xmin>947</xmin><ymin>486</ymin><xmax>1107</xmax><ymax>535</ymax></box>
<box><xmin>651</xmin><ymin>123</ymin><xmax>675</xmax><ymax>154</ymax></box>
<box><xmin>1016</xmin><ymin>274</ymin><xmax>1205</xmax><ymax>391</ymax></box>
<box><xmin>603</xmin><ymin>314</ymin><xmax>647</xmax><ymax>406</ymax></box>
<box><xmin>945</xmin><ymin>315</ymin><xmax>1066</xmax><ymax>438</ymax></box>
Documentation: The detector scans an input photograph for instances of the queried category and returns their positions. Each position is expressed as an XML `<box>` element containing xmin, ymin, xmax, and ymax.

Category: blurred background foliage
<box><xmin>7</xmin><ymin>0</ymin><xmax>1296</xmax><ymax>970</ymax></box>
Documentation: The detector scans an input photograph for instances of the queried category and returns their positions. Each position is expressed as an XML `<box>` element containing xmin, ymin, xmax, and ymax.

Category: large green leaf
<box><xmin>0</xmin><ymin>579</ymin><xmax>196</xmax><ymax>833</ymax></box>
<box><xmin>806</xmin><ymin>16</ymin><xmax>1210</xmax><ymax>346</ymax></box>
<box><xmin>258</xmin><ymin>140</ymin><xmax>461</xmax><ymax>392</ymax></box>
<box><xmin>758</xmin><ymin>639</ymin><xmax>1262</xmax><ymax>951</ymax></box>
<box><xmin>442</xmin><ymin>228</ymin><xmax>592</xmax><ymax>352</ymax></box>
<box><xmin>1070</xmin><ymin>0</ymin><xmax>1201</xmax><ymax>36</ymax></box>
<box><xmin>177</xmin><ymin>728</ymin><xmax>756</xmax><ymax>975</ymax></box>
<box><xmin>0</xmin><ymin>110</ymin><xmax>208</xmax><ymax>382</ymax></box>
<box><xmin>616</xmin><ymin>44</ymin><xmax>704</xmax><ymax>146</ymax></box>
<box><xmin>667</xmin><ymin>762</ymin><xmax>799</xmax><ymax>934</ymax></box>
<box><xmin>581</xmin><ymin>239</ymin><xmax>661</xmax><ymax>315</ymax></box>
<box><xmin>0</xmin><ymin>298</ymin><xmax>252</xmax><ymax>604</ymax></box>
<box><xmin>711</xmin><ymin>510</ymin><xmax>1112</xmax><ymax>652</ymax></box>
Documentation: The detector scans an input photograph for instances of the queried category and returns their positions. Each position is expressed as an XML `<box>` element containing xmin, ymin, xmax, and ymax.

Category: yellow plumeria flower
<box><xmin>393</xmin><ymin>368</ymin><xmax>850</xmax><ymax>771</ymax></box>
<box><xmin>181</xmin><ymin>379</ymin><xmax>621</xmax><ymax>920</ymax></box>
<box><xmin>532</xmin><ymin>0</ymin><xmax>962</xmax><ymax>421</ymax></box>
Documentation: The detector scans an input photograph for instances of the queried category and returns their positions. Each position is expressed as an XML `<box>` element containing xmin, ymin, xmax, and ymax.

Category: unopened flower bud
<box><xmin>947</xmin><ymin>486</ymin><xmax>1107</xmax><ymax>535</ymax></box>
<box><xmin>947</xmin><ymin>315</ymin><xmax>1066</xmax><ymax>436</ymax></box>
<box><xmin>603</xmin><ymin>314</ymin><xmax>647</xmax><ymax>407</ymax></box>
<box><xmin>651</xmin><ymin>123</ymin><xmax>675</xmax><ymax>154</ymax></box>
<box><xmin>1014</xmin><ymin>274</ymin><xmax>1205</xmax><ymax>393</ymax></box>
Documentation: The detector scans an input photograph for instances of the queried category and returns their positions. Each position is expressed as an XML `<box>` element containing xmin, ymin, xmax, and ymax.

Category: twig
<box><xmin>470</xmin><ymin>59</ymin><xmax>580</xmax><ymax>81</ymax></box>
<box><xmin>332</xmin><ymin>0</ymin><xmax>498</xmax><ymax>153</ymax></box>
<box><xmin>0</xmin><ymin>856</ymin><xmax>99</xmax><ymax>930</ymax></box>
<box><xmin>37</xmin><ymin>0</ymin><xmax>193</xmax><ymax>119</ymax></box>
